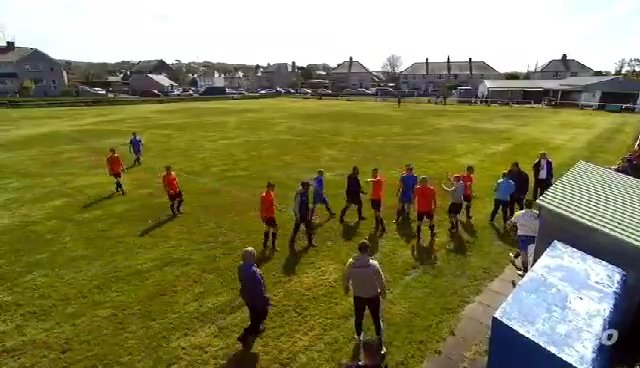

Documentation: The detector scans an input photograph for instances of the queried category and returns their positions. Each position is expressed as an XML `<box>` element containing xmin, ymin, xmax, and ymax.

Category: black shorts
<box><xmin>370</xmin><ymin>199</ymin><xmax>382</xmax><ymax>211</ymax></box>
<box><xmin>448</xmin><ymin>203</ymin><xmax>463</xmax><ymax>216</ymax></box>
<box><xmin>111</xmin><ymin>173</ymin><xmax>122</xmax><ymax>179</ymax></box>
<box><xmin>347</xmin><ymin>195</ymin><xmax>362</xmax><ymax>206</ymax></box>
<box><xmin>417</xmin><ymin>211</ymin><xmax>434</xmax><ymax>222</ymax></box>
<box><xmin>262</xmin><ymin>216</ymin><xmax>277</xmax><ymax>228</ymax></box>
<box><xmin>168</xmin><ymin>190</ymin><xmax>183</xmax><ymax>202</ymax></box>
<box><xmin>463</xmin><ymin>194</ymin><xmax>472</xmax><ymax>203</ymax></box>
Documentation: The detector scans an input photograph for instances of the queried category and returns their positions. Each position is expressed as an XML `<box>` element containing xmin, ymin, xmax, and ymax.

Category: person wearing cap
<box><xmin>442</xmin><ymin>174</ymin><xmax>465</xmax><ymax>232</ymax></box>
<box><xmin>343</xmin><ymin>240</ymin><xmax>387</xmax><ymax>354</ymax></box>
<box><xmin>490</xmin><ymin>171</ymin><xmax>515</xmax><ymax>226</ymax></box>
<box><xmin>289</xmin><ymin>181</ymin><xmax>316</xmax><ymax>248</ymax></box>
<box><xmin>414</xmin><ymin>176</ymin><xmax>437</xmax><ymax>240</ymax></box>
<box><xmin>237</xmin><ymin>247</ymin><xmax>270</xmax><ymax>349</ymax></box>
<box><xmin>340</xmin><ymin>166</ymin><xmax>367</xmax><ymax>223</ymax></box>
<box><xmin>532</xmin><ymin>152</ymin><xmax>553</xmax><ymax>200</ymax></box>
<box><xmin>507</xmin><ymin>199</ymin><xmax>539</xmax><ymax>276</ymax></box>
<box><xmin>394</xmin><ymin>164</ymin><xmax>418</xmax><ymax>223</ymax></box>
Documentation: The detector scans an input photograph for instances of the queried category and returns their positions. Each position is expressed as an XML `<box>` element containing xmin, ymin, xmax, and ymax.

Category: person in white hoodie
<box><xmin>344</xmin><ymin>240</ymin><xmax>387</xmax><ymax>355</ymax></box>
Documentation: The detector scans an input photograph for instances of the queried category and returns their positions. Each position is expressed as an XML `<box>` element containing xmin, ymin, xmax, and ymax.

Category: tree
<box><xmin>626</xmin><ymin>58</ymin><xmax>640</xmax><ymax>79</ymax></box>
<box><xmin>615</xmin><ymin>59</ymin><xmax>627</xmax><ymax>75</ymax></box>
<box><xmin>503</xmin><ymin>72</ymin><xmax>521</xmax><ymax>80</ymax></box>
<box><xmin>299</xmin><ymin>67</ymin><xmax>313</xmax><ymax>81</ymax></box>
<box><xmin>382</xmin><ymin>54</ymin><xmax>402</xmax><ymax>75</ymax></box>
<box><xmin>19</xmin><ymin>80</ymin><xmax>35</xmax><ymax>97</ymax></box>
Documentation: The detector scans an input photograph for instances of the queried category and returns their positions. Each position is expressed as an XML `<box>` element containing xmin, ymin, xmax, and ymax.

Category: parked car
<box><xmin>78</xmin><ymin>86</ymin><xmax>107</xmax><ymax>97</ymax></box>
<box><xmin>167</xmin><ymin>89</ymin><xmax>181</xmax><ymax>97</ymax></box>
<box><xmin>91</xmin><ymin>87</ymin><xmax>107</xmax><ymax>95</ymax></box>
<box><xmin>316</xmin><ymin>88</ymin><xmax>332</xmax><ymax>95</ymax></box>
<box><xmin>199</xmin><ymin>86</ymin><xmax>226</xmax><ymax>96</ymax></box>
<box><xmin>374</xmin><ymin>87</ymin><xmax>397</xmax><ymax>96</ymax></box>
<box><xmin>357</xmin><ymin>88</ymin><xmax>373</xmax><ymax>95</ymax></box>
<box><xmin>259</xmin><ymin>89</ymin><xmax>277</xmax><ymax>94</ymax></box>
<box><xmin>297</xmin><ymin>88</ymin><xmax>313</xmax><ymax>95</ymax></box>
<box><xmin>139</xmin><ymin>89</ymin><xmax>163</xmax><ymax>97</ymax></box>
<box><xmin>180</xmin><ymin>88</ymin><xmax>195</xmax><ymax>97</ymax></box>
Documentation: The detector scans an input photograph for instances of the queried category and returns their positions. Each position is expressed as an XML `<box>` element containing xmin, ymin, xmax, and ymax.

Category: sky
<box><xmin>1</xmin><ymin>0</ymin><xmax>638</xmax><ymax>72</ymax></box>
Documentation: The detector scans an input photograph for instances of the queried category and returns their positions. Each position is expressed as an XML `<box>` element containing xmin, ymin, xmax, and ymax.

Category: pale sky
<box><xmin>1</xmin><ymin>0</ymin><xmax>638</xmax><ymax>72</ymax></box>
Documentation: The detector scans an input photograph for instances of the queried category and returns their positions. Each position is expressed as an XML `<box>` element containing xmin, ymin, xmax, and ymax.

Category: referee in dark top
<box><xmin>289</xmin><ymin>181</ymin><xmax>316</xmax><ymax>249</ymax></box>
<box><xmin>340</xmin><ymin>166</ymin><xmax>367</xmax><ymax>223</ymax></box>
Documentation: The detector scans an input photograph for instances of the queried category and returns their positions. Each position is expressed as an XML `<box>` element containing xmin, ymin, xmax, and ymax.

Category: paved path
<box><xmin>422</xmin><ymin>265</ymin><xmax>519</xmax><ymax>368</ymax></box>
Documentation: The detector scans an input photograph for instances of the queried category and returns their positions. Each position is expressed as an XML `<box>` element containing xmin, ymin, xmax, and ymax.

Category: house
<box><xmin>224</xmin><ymin>70</ymin><xmax>255</xmax><ymax>90</ymax></box>
<box><xmin>529</xmin><ymin>54</ymin><xmax>593</xmax><ymax>80</ymax></box>
<box><xmin>478</xmin><ymin>76</ymin><xmax>640</xmax><ymax>108</ymax></box>
<box><xmin>128</xmin><ymin>74</ymin><xmax>177</xmax><ymax>95</ymax></box>
<box><xmin>197</xmin><ymin>73</ymin><xmax>225</xmax><ymax>89</ymax></box>
<box><xmin>0</xmin><ymin>40</ymin><xmax>67</xmax><ymax>97</ymax></box>
<box><xmin>329</xmin><ymin>57</ymin><xmax>377</xmax><ymax>91</ymax></box>
<box><xmin>130</xmin><ymin>59</ymin><xmax>174</xmax><ymax>75</ymax></box>
<box><xmin>256</xmin><ymin>62</ymin><xmax>297</xmax><ymax>89</ymax></box>
<box><xmin>399</xmin><ymin>57</ymin><xmax>502</xmax><ymax>95</ymax></box>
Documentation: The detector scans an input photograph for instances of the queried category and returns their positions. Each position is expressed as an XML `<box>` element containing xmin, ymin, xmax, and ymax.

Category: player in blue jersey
<box><xmin>310</xmin><ymin>169</ymin><xmax>336</xmax><ymax>220</ymax></box>
<box><xmin>128</xmin><ymin>132</ymin><xmax>144</xmax><ymax>166</ymax></box>
<box><xmin>394</xmin><ymin>165</ymin><xmax>418</xmax><ymax>223</ymax></box>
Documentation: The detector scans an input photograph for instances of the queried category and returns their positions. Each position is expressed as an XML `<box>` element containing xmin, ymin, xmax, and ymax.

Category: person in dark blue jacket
<box><xmin>289</xmin><ymin>181</ymin><xmax>316</xmax><ymax>249</ymax></box>
<box><xmin>237</xmin><ymin>247</ymin><xmax>270</xmax><ymax>349</ymax></box>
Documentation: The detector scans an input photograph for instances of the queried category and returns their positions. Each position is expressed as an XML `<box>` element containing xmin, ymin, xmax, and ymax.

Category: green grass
<box><xmin>0</xmin><ymin>99</ymin><xmax>637</xmax><ymax>368</ymax></box>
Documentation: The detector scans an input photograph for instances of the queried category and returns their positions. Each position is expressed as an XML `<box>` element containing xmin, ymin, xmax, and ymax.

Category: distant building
<box><xmin>130</xmin><ymin>59</ymin><xmax>174</xmax><ymax>75</ymax></box>
<box><xmin>529</xmin><ymin>54</ymin><xmax>593</xmax><ymax>80</ymax></box>
<box><xmin>0</xmin><ymin>40</ymin><xmax>67</xmax><ymax>97</ymax></box>
<box><xmin>256</xmin><ymin>63</ymin><xmax>296</xmax><ymax>89</ymax></box>
<box><xmin>399</xmin><ymin>57</ymin><xmax>501</xmax><ymax>95</ymax></box>
<box><xmin>197</xmin><ymin>74</ymin><xmax>225</xmax><ymax>89</ymax></box>
<box><xmin>223</xmin><ymin>70</ymin><xmax>255</xmax><ymax>90</ymax></box>
<box><xmin>329</xmin><ymin>57</ymin><xmax>378</xmax><ymax>91</ymax></box>
<box><xmin>129</xmin><ymin>74</ymin><xmax>178</xmax><ymax>94</ymax></box>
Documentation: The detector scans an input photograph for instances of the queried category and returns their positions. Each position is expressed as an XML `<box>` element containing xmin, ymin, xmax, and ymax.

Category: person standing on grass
<box><xmin>507</xmin><ymin>162</ymin><xmax>530</xmax><ymax>218</ymax></box>
<box><xmin>340</xmin><ymin>166</ymin><xmax>367</xmax><ymax>223</ymax></box>
<box><xmin>128</xmin><ymin>132</ymin><xmax>144</xmax><ymax>166</ymax></box>
<box><xmin>508</xmin><ymin>199</ymin><xmax>539</xmax><ymax>277</ymax></box>
<box><xmin>394</xmin><ymin>165</ymin><xmax>418</xmax><ymax>223</ymax></box>
<box><xmin>162</xmin><ymin>165</ymin><xmax>184</xmax><ymax>216</ymax></box>
<box><xmin>237</xmin><ymin>247</ymin><xmax>270</xmax><ymax>350</ymax></box>
<box><xmin>260</xmin><ymin>182</ymin><xmax>278</xmax><ymax>252</ymax></box>
<box><xmin>311</xmin><ymin>169</ymin><xmax>336</xmax><ymax>220</ymax></box>
<box><xmin>415</xmin><ymin>176</ymin><xmax>437</xmax><ymax>240</ymax></box>
<box><xmin>397</xmin><ymin>95</ymin><xmax>402</xmax><ymax>108</ymax></box>
<box><xmin>460</xmin><ymin>165</ymin><xmax>475</xmax><ymax>220</ymax></box>
<box><xmin>289</xmin><ymin>181</ymin><xmax>316</xmax><ymax>248</ymax></box>
<box><xmin>343</xmin><ymin>240</ymin><xmax>387</xmax><ymax>355</ymax></box>
<box><xmin>106</xmin><ymin>148</ymin><xmax>126</xmax><ymax>195</ymax></box>
<box><xmin>442</xmin><ymin>174</ymin><xmax>465</xmax><ymax>232</ymax></box>
<box><xmin>366</xmin><ymin>168</ymin><xmax>386</xmax><ymax>235</ymax></box>
<box><xmin>532</xmin><ymin>152</ymin><xmax>553</xmax><ymax>200</ymax></box>
<box><xmin>490</xmin><ymin>171</ymin><xmax>515</xmax><ymax>227</ymax></box>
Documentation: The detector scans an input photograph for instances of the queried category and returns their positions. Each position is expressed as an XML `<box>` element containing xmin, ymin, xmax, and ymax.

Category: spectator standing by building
<box><xmin>490</xmin><ymin>171</ymin><xmax>515</xmax><ymax>226</ymax></box>
<box><xmin>344</xmin><ymin>240</ymin><xmax>387</xmax><ymax>355</ymax></box>
<box><xmin>532</xmin><ymin>152</ymin><xmax>553</xmax><ymax>200</ymax></box>
<box><xmin>507</xmin><ymin>162</ymin><xmax>530</xmax><ymax>218</ymax></box>
<box><xmin>237</xmin><ymin>247</ymin><xmax>270</xmax><ymax>350</ymax></box>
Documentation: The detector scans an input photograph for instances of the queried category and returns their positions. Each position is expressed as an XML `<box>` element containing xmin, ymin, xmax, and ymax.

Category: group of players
<box><xmin>259</xmin><ymin>164</ymin><xmax>476</xmax><ymax>252</ymax></box>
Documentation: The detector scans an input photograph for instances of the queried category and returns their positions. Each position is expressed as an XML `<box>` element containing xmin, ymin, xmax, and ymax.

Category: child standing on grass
<box><xmin>442</xmin><ymin>174</ymin><xmax>465</xmax><ymax>232</ymax></box>
<box><xmin>260</xmin><ymin>182</ymin><xmax>278</xmax><ymax>253</ymax></box>
<box><xmin>128</xmin><ymin>132</ymin><xmax>144</xmax><ymax>166</ymax></box>
<box><xmin>162</xmin><ymin>165</ymin><xmax>184</xmax><ymax>216</ymax></box>
<box><xmin>106</xmin><ymin>148</ymin><xmax>125</xmax><ymax>195</ymax></box>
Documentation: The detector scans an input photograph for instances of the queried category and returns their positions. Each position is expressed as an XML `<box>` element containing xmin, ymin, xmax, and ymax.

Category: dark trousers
<box><xmin>354</xmin><ymin>295</ymin><xmax>383</xmax><ymax>340</ymax></box>
<box><xmin>509</xmin><ymin>194</ymin><xmax>525</xmax><ymax>218</ymax></box>
<box><xmin>289</xmin><ymin>218</ymin><xmax>313</xmax><ymax>246</ymax></box>
<box><xmin>533</xmin><ymin>178</ymin><xmax>552</xmax><ymax>200</ymax></box>
<box><xmin>490</xmin><ymin>199</ymin><xmax>509</xmax><ymax>224</ymax></box>
<box><xmin>239</xmin><ymin>304</ymin><xmax>269</xmax><ymax>343</ymax></box>
<box><xmin>340</xmin><ymin>197</ymin><xmax>363</xmax><ymax>221</ymax></box>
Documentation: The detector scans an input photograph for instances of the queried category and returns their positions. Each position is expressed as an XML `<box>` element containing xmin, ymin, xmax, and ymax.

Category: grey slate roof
<box><xmin>132</xmin><ymin>60</ymin><xmax>164</xmax><ymax>73</ymax></box>
<box><xmin>0</xmin><ymin>46</ymin><xmax>35</xmax><ymax>62</ymax></box>
<box><xmin>538</xmin><ymin>58</ymin><xmax>593</xmax><ymax>73</ymax></box>
<box><xmin>401</xmin><ymin>61</ymin><xmax>500</xmax><ymax>75</ymax></box>
<box><xmin>331</xmin><ymin>60</ymin><xmax>373</xmax><ymax>74</ymax></box>
<box><xmin>262</xmin><ymin>63</ymin><xmax>292</xmax><ymax>73</ymax></box>
<box><xmin>538</xmin><ymin>161</ymin><xmax>640</xmax><ymax>248</ymax></box>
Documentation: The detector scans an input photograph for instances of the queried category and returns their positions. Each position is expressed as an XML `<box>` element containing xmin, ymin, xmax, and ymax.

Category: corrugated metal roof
<box><xmin>538</xmin><ymin>161</ymin><xmax>640</xmax><ymax>248</ymax></box>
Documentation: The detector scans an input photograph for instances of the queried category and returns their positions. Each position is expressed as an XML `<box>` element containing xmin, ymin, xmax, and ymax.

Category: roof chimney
<box><xmin>446</xmin><ymin>55</ymin><xmax>451</xmax><ymax>76</ymax></box>
<box><xmin>291</xmin><ymin>61</ymin><xmax>297</xmax><ymax>72</ymax></box>
<box><xmin>561</xmin><ymin>53</ymin><xmax>570</xmax><ymax>71</ymax></box>
<box><xmin>468</xmin><ymin>57</ymin><xmax>473</xmax><ymax>76</ymax></box>
<box><xmin>425</xmin><ymin>58</ymin><xmax>429</xmax><ymax>75</ymax></box>
<box><xmin>0</xmin><ymin>40</ymin><xmax>15</xmax><ymax>53</ymax></box>
<box><xmin>348</xmin><ymin>56</ymin><xmax>353</xmax><ymax>73</ymax></box>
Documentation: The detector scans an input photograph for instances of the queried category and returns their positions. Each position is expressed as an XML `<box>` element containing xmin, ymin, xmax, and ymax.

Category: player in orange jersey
<box><xmin>366</xmin><ymin>168</ymin><xmax>386</xmax><ymax>235</ymax></box>
<box><xmin>106</xmin><ymin>148</ymin><xmax>125</xmax><ymax>194</ymax></box>
<box><xmin>162</xmin><ymin>165</ymin><xmax>184</xmax><ymax>216</ymax></box>
<box><xmin>260</xmin><ymin>182</ymin><xmax>278</xmax><ymax>252</ymax></box>
<box><xmin>415</xmin><ymin>176</ymin><xmax>437</xmax><ymax>240</ymax></box>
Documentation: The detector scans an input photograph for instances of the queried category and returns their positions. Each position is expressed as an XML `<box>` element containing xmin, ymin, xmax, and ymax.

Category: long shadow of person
<box><xmin>222</xmin><ymin>349</ymin><xmax>259</xmax><ymax>368</ymax></box>
<box><xmin>446</xmin><ymin>230</ymin><xmax>468</xmax><ymax>255</ymax></box>
<box><xmin>341</xmin><ymin>221</ymin><xmax>361</xmax><ymax>241</ymax></box>
<box><xmin>138</xmin><ymin>215</ymin><xmax>177</xmax><ymax>237</ymax></box>
<box><xmin>282</xmin><ymin>245</ymin><xmax>311</xmax><ymax>276</ymax></box>
<box><xmin>349</xmin><ymin>342</ymin><xmax>362</xmax><ymax>364</ymax></box>
<box><xmin>367</xmin><ymin>232</ymin><xmax>380</xmax><ymax>256</ymax></box>
<box><xmin>489</xmin><ymin>222</ymin><xmax>517</xmax><ymax>248</ymax></box>
<box><xmin>256</xmin><ymin>250</ymin><xmax>274</xmax><ymax>267</ymax></box>
<box><xmin>82</xmin><ymin>192</ymin><xmax>116</xmax><ymax>209</ymax></box>
<box><xmin>395</xmin><ymin>218</ymin><xmax>415</xmax><ymax>244</ymax></box>
<box><xmin>313</xmin><ymin>216</ymin><xmax>333</xmax><ymax>231</ymax></box>
<box><xmin>412</xmin><ymin>238</ymin><xmax>437</xmax><ymax>265</ymax></box>
<box><xmin>461</xmin><ymin>219</ymin><xmax>477</xmax><ymax>238</ymax></box>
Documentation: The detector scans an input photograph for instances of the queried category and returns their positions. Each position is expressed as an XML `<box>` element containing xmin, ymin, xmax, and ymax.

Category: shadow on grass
<box><xmin>461</xmin><ymin>219</ymin><xmax>477</xmax><ymax>238</ymax></box>
<box><xmin>81</xmin><ymin>192</ymin><xmax>116</xmax><ymax>209</ymax></box>
<box><xmin>341</xmin><ymin>221</ymin><xmax>361</xmax><ymax>241</ymax></box>
<box><xmin>395</xmin><ymin>218</ymin><xmax>415</xmax><ymax>244</ymax></box>
<box><xmin>223</xmin><ymin>349</ymin><xmax>259</xmax><ymax>368</ymax></box>
<box><xmin>367</xmin><ymin>232</ymin><xmax>380</xmax><ymax>256</ymax></box>
<box><xmin>125</xmin><ymin>162</ymin><xmax>140</xmax><ymax>171</ymax></box>
<box><xmin>446</xmin><ymin>230</ymin><xmax>468</xmax><ymax>255</ymax></box>
<box><xmin>256</xmin><ymin>250</ymin><xmax>274</xmax><ymax>267</ymax></box>
<box><xmin>139</xmin><ymin>215</ymin><xmax>177</xmax><ymax>237</ymax></box>
<box><xmin>489</xmin><ymin>222</ymin><xmax>517</xmax><ymax>248</ymax></box>
<box><xmin>412</xmin><ymin>238</ymin><xmax>437</xmax><ymax>265</ymax></box>
<box><xmin>282</xmin><ymin>245</ymin><xmax>311</xmax><ymax>276</ymax></box>
<box><xmin>313</xmin><ymin>216</ymin><xmax>334</xmax><ymax>230</ymax></box>
<box><xmin>350</xmin><ymin>342</ymin><xmax>362</xmax><ymax>364</ymax></box>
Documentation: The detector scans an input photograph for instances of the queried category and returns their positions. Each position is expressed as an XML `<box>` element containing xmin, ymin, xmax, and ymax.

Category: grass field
<box><xmin>1</xmin><ymin>99</ymin><xmax>638</xmax><ymax>368</ymax></box>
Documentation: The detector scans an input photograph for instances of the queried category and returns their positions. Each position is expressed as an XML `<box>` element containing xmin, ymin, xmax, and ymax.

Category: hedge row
<box><xmin>0</xmin><ymin>94</ymin><xmax>279</xmax><ymax>109</ymax></box>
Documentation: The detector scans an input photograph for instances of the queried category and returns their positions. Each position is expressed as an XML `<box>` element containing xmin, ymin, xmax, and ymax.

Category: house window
<box><xmin>32</xmin><ymin>78</ymin><xmax>45</xmax><ymax>85</ymax></box>
<box><xmin>450</xmin><ymin>74</ymin><xmax>458</xmax><ymax>80</ymax></box>
<box><xmin>570</xmin><ymin>72</ymin><xmax>578</xmax><ymax>77</ymax></box>
<box><xmin>402</xmin><ymin>75</ymin><xmax>408</xmax><ymax>80</ymax></box>
<box><xmin>437</xmin><ymin>75</ymin><xmax>444</xmax><ymax>80</ymax></box>
<box><xmin>553</xmin><ymin>72</ymin><xmax>561</xmax><ymax>78</ymax></box>
<box><xmin>50</xmin><ymin>67</ymin><xmax>54</xmax><ymax>72</ymax></box>
<box><xmin>412</xmin><ymin>75</ymin><xmax>416</xmax><ymax>80</ymax></box>
<box><xmin>51</xmin><ymin>80</ymin><xmax>57</xmax><ymax>85</ymax></box>
<box><xmin>480</xmin><ymin>74</ymin><xmax>485</xmax><ymax>78</ymax></box>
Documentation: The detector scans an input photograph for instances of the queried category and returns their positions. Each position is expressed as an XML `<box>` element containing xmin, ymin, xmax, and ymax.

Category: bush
<box><xmin>19</xmin><ymin>80</ymin><xmax>35</xmax><ymax>97</ymax></box>
<box><xmin>60</xmin><ymin>87</ymin><xmax>76</xmax><ymax>97</ymax></box>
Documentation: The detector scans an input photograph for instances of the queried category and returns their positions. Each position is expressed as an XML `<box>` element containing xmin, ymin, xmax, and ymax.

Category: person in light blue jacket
<box><xmin>490</xmin><ymin>171</ymin><xmax>515</xmax><ymax>226</ymax></box>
